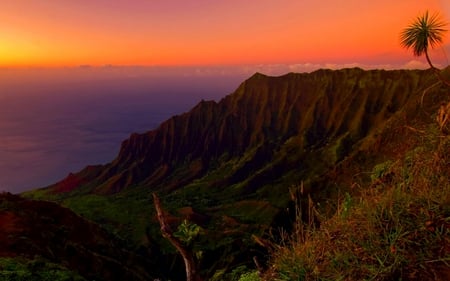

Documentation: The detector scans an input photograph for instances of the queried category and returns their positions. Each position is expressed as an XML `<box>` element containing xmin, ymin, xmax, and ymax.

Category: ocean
<box><xmin>0</xmin><ymin>67</ymin><xmax>245</xmax><ymax>193</ymax></box>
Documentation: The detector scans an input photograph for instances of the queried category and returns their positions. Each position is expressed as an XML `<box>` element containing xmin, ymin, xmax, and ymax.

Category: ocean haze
<box><xmin>0</xmin><ymin>67</ymin><xmax>245</xmax><ymax>193</ymax></box>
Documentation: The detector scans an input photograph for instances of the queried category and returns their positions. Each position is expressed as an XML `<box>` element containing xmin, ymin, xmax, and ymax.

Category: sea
<box><xmin>0</xmin><ymin>67</ymin><xmax>246</xmax><ymax>193</ymax></box>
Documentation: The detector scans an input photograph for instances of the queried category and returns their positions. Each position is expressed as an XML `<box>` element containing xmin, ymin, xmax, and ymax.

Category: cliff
<box><xmin>25</xmin><ymin>67</ymin><xmax>449</xmax><ymax>280</ymax></box>
<box><xmin>47</xmin><ymin>68</ymin><xmax>445</xmax><ymax>196</ymax></box>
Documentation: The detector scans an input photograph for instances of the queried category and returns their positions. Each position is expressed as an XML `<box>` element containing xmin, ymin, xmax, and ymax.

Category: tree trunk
<box><xmin>425</xmin><ymin>50</ymin><xmax>450</xmax><ymax>87</ymax></box>
<box><xmin>152</xmin><ymin>193</ymin><xmax>202</xmax><ymax>281</ymax></box>
<box><xmin>425</xmin><ymin>50</ymin><xmax>437</xmax><ymax>70</ymax></box>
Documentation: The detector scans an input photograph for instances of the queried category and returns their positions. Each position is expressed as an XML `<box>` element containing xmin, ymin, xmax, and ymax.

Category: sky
<box><xmin>0</xmin><ymin>71</ymin><xmax>240</xmax><ymax>193</ymax></box>
<box><xmin>1</xmin><ymin>0</ymin><xmax>449</xmax><ymax>70</ymax></box>
<box><xmin>1</xmin><ymin>0</ymin><xmax>450</xmax><ymax>193</ymax></box>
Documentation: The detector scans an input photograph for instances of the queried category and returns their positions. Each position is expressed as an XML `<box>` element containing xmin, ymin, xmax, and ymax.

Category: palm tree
<box><xmin>401</xmin><ymin>11</ymin><xmax>450</xmax><ymax>131</ymax></box>
<box><xmin>400</xmin><ymin>11</ymin><xmax>447</xmax><ymax>70</ymax></box>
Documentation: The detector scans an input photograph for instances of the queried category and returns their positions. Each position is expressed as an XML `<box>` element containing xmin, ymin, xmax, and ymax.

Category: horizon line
<box><xmin>0</xmin><ymin>60</ymin><xmax>438</xmax><ymax>73</ymax></box>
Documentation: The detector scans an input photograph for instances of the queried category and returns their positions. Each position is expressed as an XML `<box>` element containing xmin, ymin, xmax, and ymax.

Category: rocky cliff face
<box><xmin>49</xmin><ymin>68</ymin><xmax>443</xmax><ymax>196</ymax></box>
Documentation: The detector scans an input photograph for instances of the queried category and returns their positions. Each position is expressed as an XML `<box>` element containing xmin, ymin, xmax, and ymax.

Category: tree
<box><xmin>152</xmin><ymin>193</ymin><xmax>203</xmax><ymax>281</ymax></box>
<box><xmin>400</xmin><ymin>11</ymin><xmax>448</xmax><ymax>71</ymax></box>
<box><xmin>401</xmin><ymin>11</ymin><xmax>450</xmax><ymax>132</ymax></box>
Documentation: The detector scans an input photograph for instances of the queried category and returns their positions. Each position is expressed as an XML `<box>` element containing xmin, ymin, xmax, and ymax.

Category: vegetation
<box><xmin>264</xmin><ymin>129</ymin><xmax>450</xmax><ymax>280</ymax></box>
<box><xmin>238</xmin><ymin>271</ymin><xmax>261</xmax><ymax>281</ymax></box>
<box><xmin>19</xmin><ymin>32</ymin><xmax>450</xmax><ymax>278</ymax></box>
<box><xmin>400</xmin><ymin>11</ymin><xmax>448</xmax><ymax>70</ymax></box>
<box><xmin>153</xmin><ymin>193</ymin><xmax>203</xmax><ymax>281</ymax></box>
<box><xmin>18</xmin><ymin>66</ymin><xmax>448</xmax><ymax>280</ymax></box>
<box><xmin>0</xmin><ymin>257</ymin><xmax>86</xmax><ymax>281</ymax></box>
<box><xmin>262</xmin><ymin>15</ymin><xmax>450</xmax><ymax>277</ymax></box>
<box><xmin>401</xmin><ymin>10</ymin><xmax>450</xmax><ymax>132</ymax></box>
<box><xmin>210</xmin><ymin>266</ymin><xmax>261</xmax><ymax>281</ymax></box>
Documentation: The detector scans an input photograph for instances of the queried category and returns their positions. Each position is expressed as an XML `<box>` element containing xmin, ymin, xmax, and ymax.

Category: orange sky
<box><xmin>1</xmin><ymin>0</ymin><xmax>449</xmax><ymax>68</ymax></box>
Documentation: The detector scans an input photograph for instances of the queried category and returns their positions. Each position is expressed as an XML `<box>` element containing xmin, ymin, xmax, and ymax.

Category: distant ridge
<box><xmin>24</xmin><ymin>67</ymin><xmax>450</xmax><ymax>280</ymax></box>
<box><xmin>43</xmin><ymin>67</ymin><xmax>444</xmax><ymax>195</ymax></box>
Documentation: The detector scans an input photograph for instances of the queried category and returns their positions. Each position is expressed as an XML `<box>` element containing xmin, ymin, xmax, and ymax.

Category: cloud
<box><xmin>401</xmin><ymin>60</ymin><xmax>429</xmax><ymax>69</ymax></box>
<box><xmin>239</xmin><ymin>62</ymin><xmax>400</xmax><ymax>76</ymax></box>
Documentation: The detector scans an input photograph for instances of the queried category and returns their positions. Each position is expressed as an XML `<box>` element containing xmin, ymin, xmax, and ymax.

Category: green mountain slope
<box><xmin>23</xmin><ymin>68</ymin><xmax>449</xmax><ymax>280</ymax></box>
<box><xmin>0</xmin><ymin>192</ymin><xmax>158</xmax><ymax>280</ymax></box>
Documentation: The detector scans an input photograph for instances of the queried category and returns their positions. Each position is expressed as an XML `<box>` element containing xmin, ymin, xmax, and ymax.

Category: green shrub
<box><xmin>0</xmin><ymin>257</ymin><xmax>86</xmax><ymax>281</ymax></box>
<box><xmin>238</xmin><ymin>271</ymin><xmax>261</xmax><ymax>281</ymax></box>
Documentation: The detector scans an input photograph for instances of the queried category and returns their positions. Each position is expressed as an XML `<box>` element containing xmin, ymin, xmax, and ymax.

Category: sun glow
<box><xmin>0</xmin><ymin>0</ymin><xmax>447</xmax><ymax>68</ymax></box>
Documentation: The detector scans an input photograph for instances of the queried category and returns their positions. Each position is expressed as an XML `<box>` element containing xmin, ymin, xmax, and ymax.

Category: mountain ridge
<box><xmin>24</xmin><ymin>67</ymin><xmax>449</xmax><ymax>280</ymax></box>
<box><xmin>44</xmin><ymin>67</ymin><xmax>441</xmax><ymax>196</ymax></box>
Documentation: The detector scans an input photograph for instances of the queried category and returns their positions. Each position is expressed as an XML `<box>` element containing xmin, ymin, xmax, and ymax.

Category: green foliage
<box><xmin>339</xmin><ymin>192</ymin><xmax>352</xmax><ymax>219</ymax></box>
<box><xmin>370</xmin><ymin>160</ymin><xmax>393</xmax><ymax>182</ymax></box>
<box><xmin>210</xmin><ymin>269</ymin><xmax>226</xmax><ymax>281</ymax></box>
<box><xmin>267</xmin><ymin>134</ymin><xmax>450</xmax><ymax>280</ymax></box>
<box><xmin>213</xmin><ymin>266</ymin><xmax>261</xmax><ymax>281</ymax></box>
<box><xmin>20</xmin><ymin>68</ymin><xmax>450</xmax><ymax>280</ymax></box>
<box><xmin>227</xmin><ymin>266</ymin><xmax>250</xmax><ymax>281</ymax></box>
<box><xmin>328</xmin><ymin>132</ymin><xmax>352</xmax><ymax>164</ymax></box>
<box><xmin>238</xmin><ymin>271</ymin><xmax>261</xmax><ymax>281</ymax></box>
<box><xmin>59</xmin><ymin>191</ymin><xmax>153</xmax><ymax>247</ymax></box>
<box><xmin>0</xmin><ymin>199</ymin><xmax>15</xmax><ymax>211</ymax></box>
<box><xmin>173</xmin><ymin>220</ymin><xmax>202</xmax><ymax>246</ymax></box>
<box><xmin>400</xmin><ymin>11</ymin><xmax>447</xmax><ymax>57</ymax></box>
<box><xmin>0</xmin><ymin>257</ymin><xmax>86</xmax><ymax>281</ymax></box>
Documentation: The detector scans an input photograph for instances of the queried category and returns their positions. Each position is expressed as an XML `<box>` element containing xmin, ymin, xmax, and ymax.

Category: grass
<box><xmin>23</xmin><ymin>185</ymin><xmax>156</xmax><ymax>249</ymax></box>
<box><xmin>265</xmin><ymin>130</ymin><xmax>450</xmax><ymax>280</ymax></box>
<box><xmin>0</xmin><ymin>257</ymin><xmax>86</xmax><ymax>281</ymax></box>
<box><xmin>21</xmin><ymin>110</ymin><xmax>448</xmax><ymax>280</ymax></box>
<box><xmin>60</xmin><ymin>188</ymin><xmax>155</xmax><ymax>247</ymax></box>
<box><xmin>20</xmin><ymin>127</ymin><xmax>448</xmax><ymax>280</ymax></box>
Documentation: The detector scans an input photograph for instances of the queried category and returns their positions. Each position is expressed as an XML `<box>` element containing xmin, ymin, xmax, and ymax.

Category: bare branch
<box><xmin>152</xmin><ymin>193</ymin><xmax>202</xmax><ymax>281</ymax></box>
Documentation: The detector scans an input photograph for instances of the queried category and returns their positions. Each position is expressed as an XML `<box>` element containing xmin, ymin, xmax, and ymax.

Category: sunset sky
<box><xmin>1</xmin><ymin>1</ymin><xmax>450</xmax><ymax>193</ymax></box>
<box><xmin>0</xmin><ymin>0</ymin><xmax>449</xmax><ymax>69</ymax></box>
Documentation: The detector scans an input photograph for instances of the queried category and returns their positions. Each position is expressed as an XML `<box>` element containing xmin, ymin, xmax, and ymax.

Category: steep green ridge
<box><xmin>34</xmin><ymin>68</ymin><xmax>436</xmax><ymax>195</ymax></box>
<box><xmin>24</xmin><ymin>68</ymin><xmax>449</xmax><ymax>279</ymax></box>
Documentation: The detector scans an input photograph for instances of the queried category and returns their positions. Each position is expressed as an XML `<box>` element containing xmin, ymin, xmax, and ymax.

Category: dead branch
<box><xmin>437</xmin><ymin>102</ymin><xmax>450</xmax><ymax>133</ymax></box>
<box><xmin>152</xmin><ymin>193</ymin><xmax>202</xmax><ymax>281</ymax></box>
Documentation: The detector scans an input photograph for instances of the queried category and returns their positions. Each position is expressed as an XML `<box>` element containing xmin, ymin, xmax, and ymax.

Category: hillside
<box><xmin>23</xmin><ymin>68</ymin><xmax>450</xmax><ymax>280</ymax></box>
<box><xmin>265</xmin><ymin>129</ymin><xmax>450</xmax><ymax>280</ymax></box>
<box><xmin>38</xmin><ymin>68</ymin><xmax>441</xmax><ymax>194</ymax></box>
<box><xmin>0</xmin><ymin>192</ymin><xmax>159</xmax><ymax>280</ymax></box>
